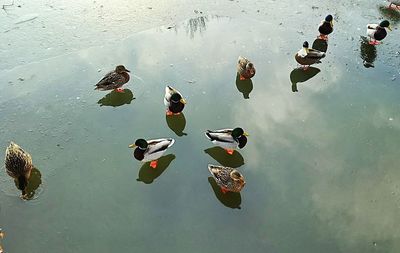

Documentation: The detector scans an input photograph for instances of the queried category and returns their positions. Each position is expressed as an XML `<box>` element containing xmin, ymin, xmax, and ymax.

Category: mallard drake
<box><xmin>388</xmin><ymin>0</ymin><xmax>400</xmax><ymax>9</ymax></box>
<box><xmin>367</xmin><ymin>20</ymin><xmax>392</xmax><ymax>45</ymax></box>
<box><xmin>164</xmin><ymin>86</ymin><xmax>186</xmax><ymax>116</ymax></box>
<box><xmin>4</xmin><ymin>142</ymin><xmax>33</xmax><ymax>197</ymax></box>
<box><xmin>208</xmin><ymin>164</ymin><xmax>245</xmax><ymax>193</ymax></box>
<box><xmin>295</xmin><ymin>41</ymin><xmax>325</xmax><ymax>69</ymax></box>
<box><xmin>237</xmin><ymin>56</ymin><xmax>256</xmax><ymax>80</ymax></box>
<box><xmin>205</xmin><ymin>128</ymin><xmax>249</xmax><ymax>155</ymax></box>
<box><xmin>95</xmin><ymin>65</ymin><xmax>130</xmax><ymax>93</ymax></box>
<box><xmin>129</xmin><ymin>138</ymin><xmax>175</xmax><ymax>168</ymax></box>
<box><xmin>318</xmin><ymin>14</ymin><xmax>334</xmax><ymax>40</ymax></box>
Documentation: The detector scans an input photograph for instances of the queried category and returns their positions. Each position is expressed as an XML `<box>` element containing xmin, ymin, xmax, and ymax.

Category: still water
<box><xmin>1</xmin><ymin>11</ymin><xmax>400</xmax><ymax>253</ymax></box>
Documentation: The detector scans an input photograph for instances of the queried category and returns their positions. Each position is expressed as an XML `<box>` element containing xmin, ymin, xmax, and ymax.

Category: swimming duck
<box><xmin>4</xmin><ymin>142</ymin><xmax>33</xmax><ymax>198</ymax></box>
<box><xmin>295</xmin><ymin>41</ymin><xmax>326</xmax><ymax>69</ymax></box>
<box><xmin>129</xmin><ymin>138</ymin><xmax>175</xmax><ymax>168</ymax></box>
<box><xmin>318</xmin><ymin>14</ymin><xmax>334</xmax><ymax>40</ymax></box>
<box><xmin>164</xmin><ymin>86</ymin><xmax>186</xmax><ymax>116</ymax></box>
<box><xmin>388</xmin><ymin>0</ymin><xmax>400</xmax><ymax>9</ymax></box>
<box><xmin>237</xmin><ymin>56</ymin><xmax>256</xmax><ymax>80</ymax></box>
<box><xmin>208</xmin><ymin>164</ymin><xmax>246</xmax><ymax>193</ymax></box>
<box><xmin>367</xmin><ymin>20</ymin><xmax>392</xmax><ymax>45</ymax></box>
<box><xmin>205</xmin><ymin>128</ymin><xmax>249</xmax><ymax>155</ymax></box>
<box><xmin>95</xmin><ymin>65</ymin><xmax>130</xmax><ymax>93</ymax></box>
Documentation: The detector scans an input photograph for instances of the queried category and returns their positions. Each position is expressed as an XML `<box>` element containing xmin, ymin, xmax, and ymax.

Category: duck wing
<box><xmin>146</xmin><ymin>138</ymin><xmax>175</xmax><ymax>155</ymax></box>
<box><xmin>208</xmin><ymin>164</ymin><xmax>233</xmax><ymax>188</ymax></box>
<box><xmin>95</xmin><ymin>72</ymin><xmax>125</xmax><ymax>89</ymax></box>
<box><xmin>307</xmin><ymin>49</ymin><xmax>326</xmax><ymax>59</ymax></box>
<box><xmin>205</xmin><ymin>129</ymin><xmax>235</xmax><ymax>143</ymax></box>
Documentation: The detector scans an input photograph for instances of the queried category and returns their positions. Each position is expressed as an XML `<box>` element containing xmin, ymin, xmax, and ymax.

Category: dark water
<box><xmin>1</xmin><ymin>12</ymin><xmax>400</xmax><ymax>253</ymax></box>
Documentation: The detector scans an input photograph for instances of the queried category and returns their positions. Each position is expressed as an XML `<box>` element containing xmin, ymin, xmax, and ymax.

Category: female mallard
<box><xmin>295</xmin><ymin>41</ymin><xmax>325</xmax><ymax>69</ymax></box>
<box><xmin>95</xmin><ymin>65</ymin><xmax>130</xmax><ymax>93</ymax></box>
<box><xmin>367</xmin><ymin>20</ymin><xmax>392</xmax><ymax>45</ymax></box>
<box><xmin>164</xmin><ymin>86</ymin><xmax>186</xmax><ymax>116</ymax></box>
<box><xmin>389</xmin><ymin>0</ymin><xmax>400</xmax><ymax>9</ymax></box>
<box><xmin>4</xmin><ymin>142</ymin><xmax>33</xmax><ymax>197</ymax></box>
<box><xmin>237</xmin><ymin>56</ymin><xmax>256</xmax><ymax>80</ymax></box>
<box><xmin>208</xmin><ymin>164</ymin><xmax>245</xmax><ymax>193</ymax></box>
<box><xmin>318</xmin><ymin>14</ymin><xmax>334</xmax><ymax>40</ymax></box>
<box><xmin>205</xmin><ymin>127</ymin><xmax>249</xmax><ymax>155</ymax></box>
<box><xmin>129</xmin><ymin>138</ymin><xmax>175</xmax><ymax>168</ymax></box>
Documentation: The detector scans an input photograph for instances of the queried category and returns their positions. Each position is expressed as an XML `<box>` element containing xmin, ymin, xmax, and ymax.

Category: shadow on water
<box><xmin>235</xmin><ymin>73</ymin><xmax>253</xmax><ymax>99</ymax></box>
<box><xmin>378</xmin><ymin>5</ymin><xmax>400</xmax><ymax>24</ymax></box>
<box><xmin>208</xmin><ymin>177</ymin><xmax>242</xmax><ymax>209</ymax></box>
<box><xmin>360</xmin><ymin>36</ymin><xmax>377</xmax><ymax>68</ymax></box>
<box><xmin>13</xmin><ymin>167</ymin><xmax>42</xmax><ymax>200</ymax></box>
<box><xmin>166</xmin><ymin>113</ymin><xmax>187</xmax><ymax>137</ymax></box>
<box><xmin>136</xmin><ymin>154</ymin><xmax>176</xmax><ymax>184</ymax></box>
<box><xmin>290</xmin><ymin>67</ymin><xmax>321</xmax><ymax>92</ymax></box>
<box><xmin>312</xmin><ymin>38</ymin><xmax>328</xmax><ymax>53</ymax></box>
<box><xmin>97</xmin><ymin>89</ymin><xmax>134</xmax><ymax>107</ymax></box>
<box><xmin>204</xmin><ymin>147</ymin><xmax>245</xmax><ymax>168</ymax></box>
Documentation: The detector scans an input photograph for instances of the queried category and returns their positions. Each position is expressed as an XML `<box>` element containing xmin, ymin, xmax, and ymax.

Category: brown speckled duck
<box><xmin>208</xmin><ymin>164</ymin><xmax>246</xmax><ymax>194</ymax></box>
<box><xmin>95</xmin><ymin>65</ymin><xmax>130</xmax><ymax>93</ymax></box>
<box><xmin>237</xmin><ymin>56</ymin><xmax>256</xmax><ymax>80</ymax></box>
<box><xmin>5</xmin><ymin>142</ymin><xmax>33</xmax><ymax>197</ymax></box>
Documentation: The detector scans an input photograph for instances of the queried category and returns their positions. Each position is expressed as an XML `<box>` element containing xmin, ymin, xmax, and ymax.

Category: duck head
<box><xmin>325</xmin><ymin>14</ymin><xmax>333</xmax><ymax>27</ymax></box>
<box><xmin>129</xmin><ymin>139</ymin><xmax>148</xmax><ymax>150</ymax></box>
<box><xmin>230</xmin><ymin>170</ymin><xmax>246</xmax><ymax>189</ymax></box>
<box><xmin>171</xmin><ymin>93</ymin><xmax>187</xmax><ymax>104</ymax></box>
<box><xmin>231</xmin><ymin>127</ymin><xmax>249</xmax><ymax>148</ymax></box>
<box><xmin>115</xmin><ymin>65</ymin><xmax>131</xmax><ymax>73</ymax></box>
<box><xmin>379</xmin><ymin>20</ymin><xmax>392</xmax><ymax>31</ymax></box>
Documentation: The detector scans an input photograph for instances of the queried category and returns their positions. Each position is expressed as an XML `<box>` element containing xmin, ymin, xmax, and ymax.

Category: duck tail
<box><xmin>168</xmin><ymin>138</ymin><xmax>175</xmax><ymax>148</ymax></box>
<box><xmin>205</xmin><ymin>130</ymin><xmax>213</xmax><ymax>140</ymax></box>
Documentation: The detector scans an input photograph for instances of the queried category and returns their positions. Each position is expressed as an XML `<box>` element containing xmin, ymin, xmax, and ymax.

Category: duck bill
<box><xmin>128</xmin><ymin>144</ymin><xmax>136</xmax><ymax>148</ymax></box>
<box><xmin>180</xmin><ymin>98</ymin><xmax>187</xmax><ymax>104</ymax></box>
<box><xmin>388</xmin><ymin>25</ymin><xmax>392</xmax><ymax>31</ymax></box>
<box><xmin>125</xmin><ymin>69</ymin><xmax>131</xmax><ymax>72</ymax></box>
<box><xmin>330</xmin><ymin>21</ymin><xmax>334</xmax><ymax>27</ymax></box>
<box><xmin>243</xmin><ymin>132</ymin><xmax>249</xmax><ymax>137</ymax></box>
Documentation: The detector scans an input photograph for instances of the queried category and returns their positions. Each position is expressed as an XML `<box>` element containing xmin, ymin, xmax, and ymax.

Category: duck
<box><xmin>237</xmin><ymin>56</ymin><xmax>256</xmax><ymax>80</ymax></box>
<box><xmin>129</xmin><ymin>138</ymin><xmax>175</xmax><ymax>168</ymax></box>
<box><xmin>95</xmin><ymin>65</ymin><xmax>130</xmax><ymax>93</ymax></box>
<box><xmin>318</xmin><ymin>14</ymin><xmax>334</xmax><ymax>40</ymax></box>
<box><xmin>164</xmin><ymin>86</ymin><xmax>186</xmax><ymax>116</ymax></box>
<box><xmin>4</xmin><ymin>142</ymin><xmax>33</xmax><ymax>198</ymax></box>
<box><xmin>388</xmin><ymin>0</ymin><xmax>400</xmax><ymax>9</ymax></box>
<box><xmin>208</xmin><ymin>164</ymin><xmax>246</xmax><ymax>193</ymax></box>
<box><xmin>367</xmin><ymin>20</ymin><xmax>392</xmax><ymax>45</ymax></box>
<box><xmin>295</xmin><ymin>41</ymin><xmax>326</xmax><ymax>69</ymax></box>
<box><xmin>205</xmin><ymin>127</ymin><xmax>249</xmax><ymax>155</ymax></box>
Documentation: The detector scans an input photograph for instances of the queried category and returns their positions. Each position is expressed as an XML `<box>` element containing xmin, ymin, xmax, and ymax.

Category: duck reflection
<box><xmin>208</xmin><ymin>177</ymin><xmax>241</xmax><ymax>209</ymax></box>
<box><xmin>166</xmin><ymin>113</ymin><xmax>187</xmax><ymax>136</ymax></box>
<box><xmin>235</xmin><ymin>73</ymin><xmax>253</xmax><ymax>99</ymax></box>
<box><xmin>136</xmin><ymin>154</ymin><xmax>176</xmax><ymax>184</ymax></box>
<box><xmin>204</xmin><ymin>147</ymin><xmax>244</xmax><ymax>168</ymax></box>
<box><xmin>378</xmin><ymin>5</ymin><xmax>400</xmax><ymax>25</ymax></box>
<box><xmin>360</xmin><ymin>36</ymin><xmax>377</xmax><ymax>68</ymax></box>
<box><xmin>312</xmin><ymin>38</ymin><xmax>328</xmax><ymax>53</ymax></box>
<box><xmin>13</xmin><ymin>166</ymin><xmax>42</xmax><ymax>200</ymax></box>
<box><xmin>97</xmin><ymin>89</ymin><xmax>134</xmax><ymax>107</ymax></box>
<box><xmin>290</xmin><ymin>67</ymin><xmax>321</xmax><ymax>92</ymax></box>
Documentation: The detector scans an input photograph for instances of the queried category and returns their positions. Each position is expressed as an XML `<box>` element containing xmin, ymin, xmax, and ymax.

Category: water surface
<box><xmin>1</xmin><ymin>12</ymin><xmax>400</xmax><ymax>253</ymax></box>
